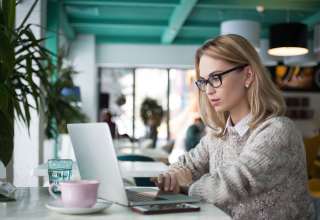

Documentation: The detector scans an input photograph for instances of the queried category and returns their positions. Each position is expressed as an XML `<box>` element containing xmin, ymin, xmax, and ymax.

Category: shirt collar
<box><xmin>223</xmin><ymin>114</ymin><xmax>252</xmax><ymax>137</ymax></box>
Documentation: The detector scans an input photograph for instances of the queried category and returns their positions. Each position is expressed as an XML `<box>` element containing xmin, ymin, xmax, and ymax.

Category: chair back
<box><xmin>304</xmin><ymin>135</ymin><xmax>320</xmax><ymax>178</ymax></box>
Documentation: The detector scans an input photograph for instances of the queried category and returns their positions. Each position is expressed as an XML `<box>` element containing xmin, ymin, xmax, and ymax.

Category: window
<box><xmin>98</xmin><ymin>67</ymin><xmax>197</xmax><ymax>146</ymax></box>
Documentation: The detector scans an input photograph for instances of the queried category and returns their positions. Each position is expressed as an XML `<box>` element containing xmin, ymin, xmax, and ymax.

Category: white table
<box><xmin>0</xmin><ymin>187</ymin><xmax>231</xmax><ymax>220</ymax></box>
<box><xmin>32</xmin><ymin>161</ymin><xmax>168</xmax><ymax>178</ymax></box>
<box><xmin>119</xmin><ymin>161</ymin><xmax>168</xmax><ymax>177</ymax></box>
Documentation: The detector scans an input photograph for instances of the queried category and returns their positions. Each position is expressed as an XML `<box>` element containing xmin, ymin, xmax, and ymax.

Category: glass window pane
<box><xmin>169</xmin><ymin>69</ymin><xmax>198</xmax><ymax>140</ymax></box>
<box><xmin>135</xmin><ymin>68</ymin><xmax>168</xmax><ymax>144</ymax></box>
<box><xmin>100</xmin><ymin>68</ymin><xmax>134</xmax><ymax>137</ymax></box>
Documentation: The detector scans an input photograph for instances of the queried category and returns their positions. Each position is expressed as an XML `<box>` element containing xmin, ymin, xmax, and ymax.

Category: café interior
<box><xmin>1</xmin><ymin>0</ymin><xmax>320</xmax><ymax>219</ymax></box>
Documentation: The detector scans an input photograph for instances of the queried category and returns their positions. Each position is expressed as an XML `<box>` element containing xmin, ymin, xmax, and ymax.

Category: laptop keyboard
<box><xmin>126</xmin><ymin>190</ymin><xmax>166</xmax><ymax>202</ymax></box>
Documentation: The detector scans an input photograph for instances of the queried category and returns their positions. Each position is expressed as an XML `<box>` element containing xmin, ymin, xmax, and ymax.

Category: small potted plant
<box><xmin>140</xmin><ymin>98</ymin><xmax>164</xmax><ymax>148</ymax></box>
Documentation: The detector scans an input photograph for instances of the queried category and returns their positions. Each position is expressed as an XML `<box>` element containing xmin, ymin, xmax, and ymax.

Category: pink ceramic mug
<box><xmin>49</xmin><ymin>180</ymin><xmax>99</xmax><ymax>208</ymax></box>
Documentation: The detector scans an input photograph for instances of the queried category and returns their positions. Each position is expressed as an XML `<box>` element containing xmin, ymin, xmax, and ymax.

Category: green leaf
<box><xmin>0</xmin><ymin>84</ymin><xmax>9</xmax><ymax>112</ymax></box>
<box><xmin>0</xmin><ymin>105</ymin><xmax>14</xmax><ymax>166</ymax></box>
<box><xmin>13</xmin><ymin>97</ymin><xmax>25</xmax><ymax>123</ymax></box>
<box><xmin>2</xmin><ymin>0</ymin><xmax>16</xmax><ymax>32</ymax></box>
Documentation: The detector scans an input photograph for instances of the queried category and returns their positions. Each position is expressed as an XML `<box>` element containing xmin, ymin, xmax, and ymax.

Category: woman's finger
<box><xmin>157</xmin><ymin>174</ymin><xmax>165</xmax><ymax>190</ymax></box>
<box><xmin>168</xmin><ymin>172</ymin><xmax>176</xmax><ymax>191</ymax></box>
<box><xmin>163</xmin><ymin>173</ymin><xmax>171</xmax><ymax>191</ymax></box>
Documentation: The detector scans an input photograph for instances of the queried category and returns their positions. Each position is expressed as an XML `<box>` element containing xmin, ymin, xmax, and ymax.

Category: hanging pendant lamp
<box><xmin>284</xmin><ymin>41</ymin><xmax>318</xmax><ymax>67</ymax></box>
<box><xmin>221</xmin><ymin>20</ymin><xmax>260</xmax><ymax>50</ymax></box>
<box><xmin>268</xmin><ymin>22</ymin><xmax>308</xmax><ymax>56</ymax></box>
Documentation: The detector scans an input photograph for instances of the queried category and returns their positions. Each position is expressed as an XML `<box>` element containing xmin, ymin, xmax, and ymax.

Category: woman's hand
<box><xmin>151</xmin><ymin>168</ymin><xmax>193</xmax><ymax>193</ymax></box>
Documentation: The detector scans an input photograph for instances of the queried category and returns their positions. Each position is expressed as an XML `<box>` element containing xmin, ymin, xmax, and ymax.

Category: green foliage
<box><xmin>0</xmin><ymin>0</ymin><xmax>87</xmax><ymax>165</ymax></box>
<box><xmin>0</xmin><ymin>0</ymin><xmax>52</xmax><ymax>166</ymax></box>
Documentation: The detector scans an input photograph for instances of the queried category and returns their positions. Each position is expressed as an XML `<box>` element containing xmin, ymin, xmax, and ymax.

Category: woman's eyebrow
<box><xmin>200</xmin><ymin>70</ymin><xmax>220</xmax><ymax>78</ymax></box>
<box><xmin>208</xmin><ymin>71</ymin><xmax>222</xmax><ymax>77</ymax></box>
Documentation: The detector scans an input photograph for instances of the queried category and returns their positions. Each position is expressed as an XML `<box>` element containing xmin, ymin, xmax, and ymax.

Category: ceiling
<box><xmin>56</xmin><ymin>0</ymin><xmax>320</xmax><ymax>45</ymax></box>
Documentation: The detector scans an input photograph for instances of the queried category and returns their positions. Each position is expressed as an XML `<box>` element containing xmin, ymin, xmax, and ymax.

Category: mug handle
<box><xmin>48</xmin><ymin>184</ymin><xmax>61</xmax><ymax>200</ymax></box>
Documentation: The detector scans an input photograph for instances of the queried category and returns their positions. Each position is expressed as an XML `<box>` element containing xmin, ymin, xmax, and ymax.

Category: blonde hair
<box><xmin>195</xmin><ymin>34</ymin><xmax>286</xmax><ymax>137</ymax></box>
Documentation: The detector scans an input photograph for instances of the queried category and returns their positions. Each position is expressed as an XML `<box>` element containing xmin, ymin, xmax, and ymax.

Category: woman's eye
<box><xmin>210</xmin><ymin>76</ymin><xmax>220</xmax><ymax>82</ymax></box>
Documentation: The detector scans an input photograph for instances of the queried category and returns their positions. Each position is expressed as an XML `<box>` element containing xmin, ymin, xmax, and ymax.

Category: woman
<box><xmin>153</xmin><ymin>34</ymin><xmax>315</xmax><ymax>219</ymax></box>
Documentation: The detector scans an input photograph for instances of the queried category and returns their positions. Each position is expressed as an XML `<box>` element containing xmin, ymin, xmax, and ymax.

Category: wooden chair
<box><xmin>304</xmin><ymin>135</ymin><xmax>320</xmax><ymax>179</ymax></box>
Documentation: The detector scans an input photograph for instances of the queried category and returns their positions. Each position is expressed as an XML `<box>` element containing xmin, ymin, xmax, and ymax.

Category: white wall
<box><xmin>69</xmin><ymin>35</ymin><xmax>98</xmax><ymax>121</ymax></box>
<box><xmin>97</xmin><ymin>44</ymin><xmax>199</xmax><ymax>68</ymax></box>
<box><xmin>13</xmin><ymin>0</ymin><xmax>47</xmax><ymax>186</ymax></box>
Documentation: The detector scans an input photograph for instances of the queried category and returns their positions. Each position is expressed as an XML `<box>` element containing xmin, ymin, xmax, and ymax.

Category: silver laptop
<box><xmin>67</xmin><ymin>123</ymin><xmax>200</xmax><ymax>206</ymax></box>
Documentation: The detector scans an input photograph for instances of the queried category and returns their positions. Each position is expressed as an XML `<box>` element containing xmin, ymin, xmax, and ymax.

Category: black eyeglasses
<box><xmin>195</xmin><ymin>64</ymin><xmax>248</xmax><ymax>92</ymax></box>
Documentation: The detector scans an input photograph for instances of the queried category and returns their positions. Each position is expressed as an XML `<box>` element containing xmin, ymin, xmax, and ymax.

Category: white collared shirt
<box><xmin>223</xmin><ymin>114</ymin><xmax>252</xmax><ymax>137</ymax></box>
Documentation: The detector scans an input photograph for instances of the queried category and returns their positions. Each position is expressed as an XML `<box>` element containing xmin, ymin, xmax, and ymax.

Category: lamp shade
<box><xmin>221</xmin><ymin>20</ymin><xmax>260</xmax><ymax>49</ymax></box>
<box><xmin>284</xmin><ymin>41</ymin><xmax>318</xmax><ymax>66</ymax></box>
<box><xmin>268</xmin><ymin>23</ymin><xmax>308</xmax><ymax>56</ymax></box>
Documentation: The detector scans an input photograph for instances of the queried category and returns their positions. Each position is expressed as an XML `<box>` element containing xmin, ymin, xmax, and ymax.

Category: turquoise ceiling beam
<box><xmin>63</xmin><ymin>0</ymin><xmax>179</xmax><ymax>7</ymax></box>
<box><xmin>303</xmin><ymin>11</ymin><xmax>320</xmax><ymax>26</ymax></box>
<box><xmin>180</xmin><ymin>26</ymin><xmax>219</xmax><ymax>37</ymax></box>
<box><xmin>197</xmin><ymin>0</ymin><xmax>320</xmax><ymax>11</ymax></box>
<box><xmin>71</xmin><ymin>23</ymin><xmax>164</xmax><ymax>36</ymax></box>
<box><xmin>60</xmin><ymin>5</ymin><xmax>75</xmax><ymax>40</ymax></box>
<box><xmin>96</xmin><ymin>35</ymin><xmax>205</xmax><ymax>45</ymax></box>
<box><xmin>72</xmin><ymin>22</ymin><xmax>223</xmax><ymax>30</ymax></box>
<box><xmin>96</xmin><ymin>36</ymin><xmax>161</xmax><ymax>44</ymax></box>
<box><xmin>162</xmin><ymin>0</ymin><xmax>198</xmax><ymax>44</ymax></box>
<box><xmin>66</xmin><ymin>5</ymin><xmax>173</xmax><ymax>20</ymax></box>
<box><xmin>69</xmin><ymin>17</ymin><xmax>168</xmax><ymax>26</ymax></box>
<box><xmin>71</xmin><ymin>22</ymin><xmax>165</xmax><ymax>30</ymax></box>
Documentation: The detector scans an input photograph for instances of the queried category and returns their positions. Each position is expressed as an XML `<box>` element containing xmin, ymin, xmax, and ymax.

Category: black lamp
<box><xmin>268</xmin><ymin>22</ymin><xmax>308</xmax><ymax>56</ymax></box>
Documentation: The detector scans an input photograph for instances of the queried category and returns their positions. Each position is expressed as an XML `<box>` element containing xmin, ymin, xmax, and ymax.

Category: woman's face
<box><xmin>198</xmin><ymin>55</ymin><xmax>250</xmax><ymax>113</ymax></box>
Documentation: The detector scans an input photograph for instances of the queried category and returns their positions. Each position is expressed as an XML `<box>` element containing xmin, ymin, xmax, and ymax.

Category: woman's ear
<box><xmin>244</xmin><ymin>66</ymin><xmax>254</xmax><ymax>88</ymax></box>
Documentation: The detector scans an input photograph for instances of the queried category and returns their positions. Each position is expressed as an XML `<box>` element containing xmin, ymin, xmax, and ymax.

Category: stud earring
<box><xmin>245</xmin><ymin>84</ymin><xmax>249</xmax><ymax>88</ymax></box>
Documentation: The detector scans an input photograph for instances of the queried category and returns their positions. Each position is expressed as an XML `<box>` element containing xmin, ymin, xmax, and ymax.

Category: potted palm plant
<box><xmin>0</xmin><ymin>0</ymin><xmax>52</xmax><ymax>166</ymax></box>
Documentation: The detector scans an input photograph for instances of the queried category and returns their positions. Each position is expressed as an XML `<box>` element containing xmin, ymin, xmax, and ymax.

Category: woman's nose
<box><xmin>206</xmin><ymin>83</ymin><xmax>216</xmax><ymax>95</ymax></box>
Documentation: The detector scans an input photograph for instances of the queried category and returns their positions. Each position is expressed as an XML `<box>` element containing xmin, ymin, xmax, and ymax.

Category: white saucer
<box><xmin>46</xmin><ymin>199</ymin><xmax>112</xmax><ymax>215</ymax></box>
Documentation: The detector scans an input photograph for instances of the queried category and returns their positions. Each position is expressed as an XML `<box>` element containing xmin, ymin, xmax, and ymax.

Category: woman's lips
<box><xmin>210</xmin><ymin>98</ymin><xmax>221</xmax><ymax>106</ymax></box>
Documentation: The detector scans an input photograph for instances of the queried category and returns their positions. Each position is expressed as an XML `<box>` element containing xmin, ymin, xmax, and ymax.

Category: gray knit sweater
<box><xmin>170</xmin><ymin>116</ymin><xmax>315</xmax><ymax>219</ymax></box>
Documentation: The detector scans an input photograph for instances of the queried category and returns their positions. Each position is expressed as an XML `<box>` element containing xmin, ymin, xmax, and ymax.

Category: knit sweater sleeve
<box><xmin>169</xmin><ymin>134</ymin><xmax>211</xmax><ymax>181</ymax></box>
<box><xmin>188</xmin><ymin>118</ymin><xmax>299</xmax><ymax>205</ymax></box>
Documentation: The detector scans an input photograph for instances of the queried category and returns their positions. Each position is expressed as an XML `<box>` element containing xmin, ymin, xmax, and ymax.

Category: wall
<box><xmin>96</xmin><ymin>44</ymin><xmax>199</xmax><ymax>68</ymax></box>
<box><xmin>69</xmin><ymin>35</ymin><xmax>98</xmax><ymax>121</ymax></box>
